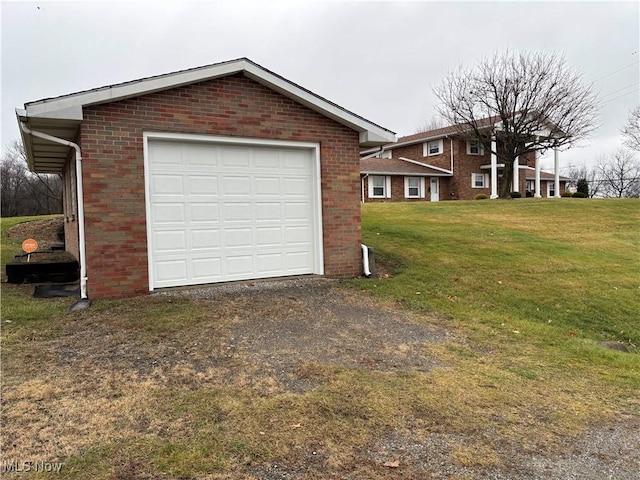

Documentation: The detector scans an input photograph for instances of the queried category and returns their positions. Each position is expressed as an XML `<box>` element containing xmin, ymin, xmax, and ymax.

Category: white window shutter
<box><xmin>385</xmin><ymin>176</ymin><xmax>392</xmax><ymax>198</ymax></box>
<box><xmin>368</xmin><ymin>177</ymin><xmax>374</xmax><ymax>198</ymax></box>
<box><xmin>420</xmin><ymin>177</ymin><xmax>426</xmax><ymax>198</ymax></box>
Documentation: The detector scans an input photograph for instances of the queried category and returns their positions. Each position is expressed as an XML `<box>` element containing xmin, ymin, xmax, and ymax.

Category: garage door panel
<box><xmin>255</xmin><ymin>203</ymin><xmax>281</xmax><ymax>221</ymax></box>
<box><xmin>192</xmin><ymin>258</ymin><xmax>222</xmax><ymax>279</ymax></box>
<box><xmin>191</xmin><ymin>229</ymin><xmax>221</xmax><ymax>250</ymax></box>
<box><xmin>256</xmin><ymin>226</ymin><xmax>283</xmax><ymax>246</ymax></box>
<box><xmin>257</xmin><ymin>253</ymin><xmax>284</xmax><ymax>273</ymax></box>
<box><xmin>147</xmin><ymin>137</ymin><xmax>320</xmax><ymax>289</ymax></box>
<box><xmin>150</xmin><ymin>142</ymin><xmax>184</xmax><ymax>166</ymax></box>
<box><xmin>188</xmin><ymin>175</ymin><xmax>218</xmax><ymax>195</ymax></box>
<box><xmin>222</xmin><ymin>176</ymin><xmax>251</xmax><ymax>196</ymax></box>
<box><xmin>284</xmin><ymin>202</ymin><xmax>311</xmax><ymax>220</ymax></box>
<box><xmin>223</xmin><ymin>203</ymin><xmax>252</xmax><ymax>222</ymax></box>
<box><xmin>226</xmin><ymin>255</ymin><xmax>254</xmax><ymax>276</ymax></box>
<box><xmin>221</xmin><ymin>146</ymin><xmax>250</xmax><ymax>167</ymax></box>
<box><xmin>154</xmin><ymin>230</ymin><xmax>186</xmax><ymax>252</ymax></box>
<box><xmin>153</xmin><ymin>203</ymin><xmax>185</xmax><ymax>224</ymax></box>
<box><xmin>152</xmin><ymin>175</ymin><xmax>184</xmax><ymax>195</ymax></box>
<box><xmin>190</xmin><ymin>204</ymin><xmax>219</xmax><ymax>223</ymax></box>
<box><xmin>156</xmin><ymin>259</ymin><xmax>188</xmax><ymax>283</ymax></box>
<box><xmin>225</xmin><ymin>228</ymin><xmax>253</xmax><ymax>248</ymax></box>
<box><xmin>284</xmin><ymin>225</ymin><xmax>311</xmax><ymax>244</ymax></box>
<box><xmin>253</xmin><ymin>149</ymin><xmax>280</xmax><ymax>170</ymax></box>
<box><xmin>185</xmin><ymin>144</ymin><xmax>218</xmax><ymax>167</ymax></box>
<box><xmin>286</xmin><ymin>251</ymin><xmax>313</xmax><ymax>270</ymax></box>
<box><xmin>254</xmin><ymin>177</ymin><xmax>282</xmax><ymax>196</ymax></box>
<box><xmin>283</xmin><ymin>177</ymin><xmax>310</xmax><ymax>196</ymax></box>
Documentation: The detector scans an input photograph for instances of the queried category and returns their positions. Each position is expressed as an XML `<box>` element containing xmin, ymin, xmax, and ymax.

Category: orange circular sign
<box><xmin>22</xmin><ymin>238</ymin><xmax>38</xmax><ymax>253</ymax></box>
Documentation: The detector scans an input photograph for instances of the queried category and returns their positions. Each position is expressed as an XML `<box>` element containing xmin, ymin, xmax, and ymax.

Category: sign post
<box><xmin>22</xmin><ymin>238</ymin><xmax>38</xmax><ymax>262</ymax></box>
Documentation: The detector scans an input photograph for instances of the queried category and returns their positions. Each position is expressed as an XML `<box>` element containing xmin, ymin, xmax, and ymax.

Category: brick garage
<box><xmin>18</xmin><ymin>59</ymin><xmax>395</xmax><ymax>299</ymax></box>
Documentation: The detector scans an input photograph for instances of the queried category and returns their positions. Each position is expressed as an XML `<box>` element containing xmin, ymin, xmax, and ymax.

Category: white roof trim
<box><xmin>398</xmin><ymin>157</ymin><xmax>453</xmax><ymax>174</ymax></box>
<box><xmin>21</xmin><ymin>58</ymin><xmax>395</xmax><ymax>146</ymax></box>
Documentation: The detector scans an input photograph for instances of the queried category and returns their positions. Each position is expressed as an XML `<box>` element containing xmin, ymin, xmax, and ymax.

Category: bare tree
<box><xmin>415</xmin><ymin>116</ymin><xmax>448</xmax><ymax>134</ymax></box>
<box><xmin>434</xmin><ymin>50</ymin><xmax>599</xmax><ymax>198</ymax></box>
<box><xmin>621</xmin><ymin>106</ymin><xmax>640</xmax><ymax>152</ymax></box>
<box><xmin>1</xmin><ymin>140</ymin><xmax>63</xmax><ymax>217</ymax></box>
<box><xmin>565</xmin><ymin>164</ymin><xmax>602</xmax><ymax>198</ymax></box>
<box><xmin>597</xmin><ymin>149</ymin><xmax>640</xmax><ymax>198</ymax></box>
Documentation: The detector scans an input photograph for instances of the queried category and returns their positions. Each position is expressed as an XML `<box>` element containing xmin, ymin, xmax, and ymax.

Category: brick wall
<box><xmin>79</xmin><ymin>74</ymin><xmax>362</xmax><ymax>298</ymax></box>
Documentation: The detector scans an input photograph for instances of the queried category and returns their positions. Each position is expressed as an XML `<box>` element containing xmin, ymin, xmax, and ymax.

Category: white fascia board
<box><xmin>22</xmin><ymin>58</ymin><xmax>395</xmax><ymax>146</ymax></box>
<box><xmin>480</xmin><ymin>163</ymin><xmax>506</xmax><ymax>169</ymax></box>
<box><xmin>361</xmin><ymin>170</ymin><xmax>450</xmax><ymax>177</ymax></box>
<box><xmin>24</xmin><ymin>104</ymin><xmax>83</xmax><ymax>120</ymax></box>
<box><xmin>390</xmin><ymin>133</ymin><xmax>447</xmax><ymax>150</ymax></box>
<box><xmin>398</xmin><ymin>157</ymin><xmax>453</xmax><ymax>174</ymax></box>
<box><xmin>24</xmin><ymin>60</ymin><xmax>249</xmax><ymax>116</ymax></box>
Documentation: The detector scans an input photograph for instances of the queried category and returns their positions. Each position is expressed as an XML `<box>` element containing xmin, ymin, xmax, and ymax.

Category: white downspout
<box><xmin>19</xmin><ymin>123</ymin><xmax>88</xmax><ymax>300</ymax></box>
<box><xmin>361</xmin><ymin>244</ymin><xmax>372</xmax><ymax>277</ymax></box>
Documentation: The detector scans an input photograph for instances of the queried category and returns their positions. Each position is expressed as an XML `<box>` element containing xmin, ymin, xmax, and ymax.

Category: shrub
<box><xmin>474</xmin><ymin>194</ymin><xmax>488</xmax><ymax>200</ymax></box>
<box><xmin>572</xmin><ymin>192</ymin><xmax>588</xmax><ymax>198</ymax></box>
<box><xmin>510</xmin><ymin>192</ymin><xmax>522</xmax><ymax>198</ymax></box>
<box><xmin>561</xmin><ymin>192</ymin><xmax>573</xmax><ymax>197</ymax></box>
<box><xmin>577</xmin><ymin>178</ymin><xmax>589</xmax><ymax>197</ymax></box>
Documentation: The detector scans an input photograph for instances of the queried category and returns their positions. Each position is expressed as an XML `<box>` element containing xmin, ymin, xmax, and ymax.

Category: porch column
<box><xmin>553</xmin><ymin>149</ymin><xmax>561</xmax><ymax>198</ymax></box>
<box><xmin>534</xmin><ymin>150</ymin><xmax>542</xmax><ymax>198</ymax></box>
<box><xmin>490</xmin><ymin>137</ymin><xmax>498</xmax><ymax>199</ymax></box>
<box><xmin>513</xmin><ymin>156</ymin><xmax>520</xmax><ymax>193</ymax></box>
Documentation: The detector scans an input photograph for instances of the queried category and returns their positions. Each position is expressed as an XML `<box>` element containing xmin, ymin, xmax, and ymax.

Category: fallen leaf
<box><xmin>512</xmin><ymin>330</ymin><xmax>520</xmax><ymax>334</ymax></box>
<box><xmin>291</xmin><ymin>423</ymin><xmax>302</xmax><ymax>429</ymax></box>
<box><xmin>383</xmin><ymin>460</ymin><xmax>400</xmax><ymax>468</ymax></box>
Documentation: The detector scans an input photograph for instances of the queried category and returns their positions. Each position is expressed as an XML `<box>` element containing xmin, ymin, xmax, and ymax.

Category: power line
<box><xmin>590</xmin><ymin>60</ymin><xmax>640</xmax><ymax>84</ymax></box>
<box><xmin>599</xmin><ymin>82</ymin><xmax>640</xmax><ymax>100</ymax></box>
<box><xmin>600</xmin><ymin>88</ymin><xmax>640</xmax><ymax>106</ymax></box>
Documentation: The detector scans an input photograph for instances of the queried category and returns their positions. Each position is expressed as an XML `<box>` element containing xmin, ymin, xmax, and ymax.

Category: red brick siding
<box><xmin>362</xmin><ymin>175</ymin><xmax>453</xmax><ymax>202</ymax></box>
<box><xmin>80</xmin><ymin>74</ymin><xmax>361</xmax><ymax>298</ymax></box>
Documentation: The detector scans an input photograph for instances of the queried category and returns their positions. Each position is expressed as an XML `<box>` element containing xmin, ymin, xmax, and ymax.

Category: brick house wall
<box><xmin>387</xmin><ymin>138</ymin><xmax>551</xmax><ymax>199</ymax></box>
<box><xmin>72</xmin><ymin>73</ymin><xmax>362</xmax><ymax>298</ymax></box>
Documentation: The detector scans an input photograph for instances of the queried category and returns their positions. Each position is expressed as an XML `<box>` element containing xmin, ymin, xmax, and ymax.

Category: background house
<box><xmin>17</xmin><ymin>58</ymin><xmax>395</xmax><ymax>299</ymax></box>
<box><xmin>361</xmin><ymin>122</ymin><xmax>568</xmax><ymax>202</ymax></box>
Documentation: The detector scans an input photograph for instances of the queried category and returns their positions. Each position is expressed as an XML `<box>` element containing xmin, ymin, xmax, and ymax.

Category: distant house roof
<box><xmin>522</xmin><ymin>167</ymin><xmax>571</xmax><ymax>181</ymax></box>
<box><xmin>17</xmin><ymin>57</ymin><xmax>396</xmax><ymax>173</ymax></box>
<box><xmin>361</xmin><ymin>156</ymin><xmax>452</xmax><ymax>176</ymax></box>
<box><xmin>393</xmin><ymin>116</ymin><xmax>500</xmax><ymax>147</ymax></box>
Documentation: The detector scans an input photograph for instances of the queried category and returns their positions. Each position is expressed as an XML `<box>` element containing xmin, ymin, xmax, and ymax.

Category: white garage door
<box><xmin>144</xmin><ymin>133</ymin><xmax>323</xmax><ymax>290</ymax></box>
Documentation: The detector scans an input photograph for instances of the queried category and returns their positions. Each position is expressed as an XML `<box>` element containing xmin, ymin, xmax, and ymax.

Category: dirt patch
<box><xmin>6</xmin><ymin>217</ymin><xmax>65</xmax><ymax>252</ymax></box>
<box><xmin>159</xmin><ymin>279</ymin><xmax>445</xmax><ymax>394</ymax></box>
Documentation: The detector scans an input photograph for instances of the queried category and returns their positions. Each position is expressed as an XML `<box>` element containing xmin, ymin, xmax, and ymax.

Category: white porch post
<box><xmin>513</xmin><ymin>156</ymin><xmax>519</xmax><ymax>193</ymax></box>
<box><xmin>534</xmin><ymin>150</ymin><xmax>542</xmax><ymax>198</ymax></box>
<box><xmin>553</xmin><ymin>149</ymin><xmax>561</xmax><ymax>198</ymax></box>
<box><xmin>490</xmin><ymin>137</ymin><xmax>498</xmax><ymax>199</ymax></box>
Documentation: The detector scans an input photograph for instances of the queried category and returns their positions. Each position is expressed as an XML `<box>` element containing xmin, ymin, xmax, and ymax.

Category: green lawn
<box><xmin>359</xmin><ymin>199</ymin><xmax>639</xmax><ymax>351</ymax></box>
<box><xmin>1</xmin><ymin>200</ymin><xmax>639</xmax><ymax>478</ymax></box>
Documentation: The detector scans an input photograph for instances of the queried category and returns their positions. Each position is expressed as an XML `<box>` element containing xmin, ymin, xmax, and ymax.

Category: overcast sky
<box><xmin>2</xmin><ymin>0</ymin><xmax>638</xmax><ymax>171</ymax></box>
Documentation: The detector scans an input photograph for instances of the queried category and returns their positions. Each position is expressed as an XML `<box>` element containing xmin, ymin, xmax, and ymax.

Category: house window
<box><xmin>472</xmin><ymin>173</ymin><xmax>488</xmax><ymax>188</ymax></box>
<box><xmin>548</xmin><ymin>182</ymin><xmax>556</xmax><ymax>198</ymax></box>
<box><xmin>467</xmin><ymin>140</ymin><xmax>484</xmax><ymax>155</ymax></box>
<box><xmin>404</xmin><ymin>177</ymin><xmax>424</xmax><ymax>198</ymax></box>
<box><xmin>368</xmin><ymin>175</ymin><xmax>390</xmax><ymax>198</ymax></box>
<box><xmin>423</xmin><ymin>139</ymin><xmax>443</xmax><ymax>156</ymax></box>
